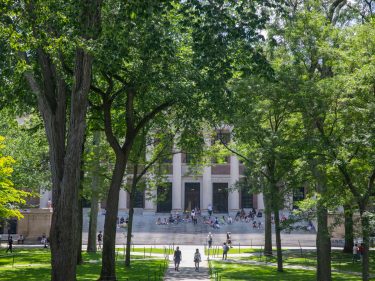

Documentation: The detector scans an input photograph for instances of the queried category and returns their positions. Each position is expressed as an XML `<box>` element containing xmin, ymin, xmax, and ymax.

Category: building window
<box><xmin>293</xmin><ymin>187</ymin><xmax>305</xmax><ymax>209</ymax></box>
<box><xmin>241</xmin><ymin>188</ymin><xmax>253</xmax><ymax>209</ymax></box>
<box><xmin>213</xmin><ymin>183</ymin><xmax>228</xmax><ymax>213</ymax></box>
<box><xmin>134</xmin><ymin>190</ymin><xmax>145</xmax><ymax>208</ymax></box>
<box><xmin>157</xmin><ymin>183</ymin><xmax>172</xmax><ymax>212</ymax></box>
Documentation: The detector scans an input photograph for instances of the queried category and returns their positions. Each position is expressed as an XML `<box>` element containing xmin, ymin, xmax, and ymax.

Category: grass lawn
<box><xmin>211</xmin><ymin>261</ymin><xmax>361</xmax><ymax>281</ymax></box>
<box><xmin>238</xmin><ymin>249</ymin><xmax>375</xmax><ymax>274</ymax></box>
<box><xmin>205</xmin><ymin>247</ymin><xmax>259</xmax><ymax>255</ymax></box>
<box><xmin>0</xmin><ymin>249</ymin><xmax>167</xmax><ymax>281</ymax></box>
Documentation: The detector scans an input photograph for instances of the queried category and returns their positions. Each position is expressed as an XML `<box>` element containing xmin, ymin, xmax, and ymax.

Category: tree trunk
<box><xmin>77</xmin><ymin>136</ymin><xmax>86</xmax><ymax>265</ymax></box>
<box><xmin>316</xmin><ymin>200</ymin><xmax>331</xmax><ymax>281</ymax></box>
<box><xmin>99</xmin><ymin>157</ymin><xmax>126</xmax><ymax>281</ymax></box>
<box><xmin>87</xmin><ymin>131</ymin><xmax>101</xmax><ymax>253</ymax></box>
<box><xmin>263</xmin><ymin>192</ymin><xmax>273</xmax><ymax>256</ymax></box>
<box><xmin>343</xmin><ymin>204</ymin><xmax>354</xmax><ymax>254</ymax></box>
<box><xmin>125</xmin><ymin>190</ymin><xmax>135</xmax><ymax>266</ymax></box>
<box><xmin>23</xmin><ymin>1</ymin><xmax>102</xmax><ymax>279</ymax></box>
<box><xmin>49</xmin><ymin>48</ymin><xmax>94</xmax><ymax>281</ymax></box>
<box><xmin>360</xmin><ymin>208</ymin><xmax>370</xmax><ymax>281</ymax></box>
<box><xmin>274</xmin><ymin>207</ymin><xmax>283</xmax><ymax>272</ymax></box>
<box><xmin>77</xmin><ymin>196</ymin><xmax>83</xmax><ymax>265</ymax></box>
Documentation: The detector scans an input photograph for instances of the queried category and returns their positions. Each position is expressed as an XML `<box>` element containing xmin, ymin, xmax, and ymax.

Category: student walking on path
<box><xmin>97</xmin><ymin>231</ymin><xmax>103</xmax><ymax>250</ymax></box>
<box><xmin>164</xmin><ymin>245</ymin><xmax>210</xmax><ymax>281</ymax></box>
<box><xmin>194</xmin><ymin>249</ymin><xmax>201</xmax><ymax>272</ymax></box>
<box><xmin>222</xmin><ymin>242</ymin><xmax>229</xmax><ymax>260</ymax></box>
<box><xmin>5</xmin><ymin>236</ymin><xmax>13</xmax><ymax>253</ymax></box>
<box><xmin>207</xmin><ymin>232</ymin><xmax>213</xmax><ymax>248</ymax></box>
<box><xmin>174</xmin><ymin>246</ymin><xmax>182</xmax><ymax>271</ymax></box>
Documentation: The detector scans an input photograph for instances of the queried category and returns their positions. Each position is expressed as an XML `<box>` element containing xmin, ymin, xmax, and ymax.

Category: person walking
<box><xmin>207</xmin><ymin>203</ymin><xmax>213</xmax><ymax>217</ymax></box>
<box><xmin>226</xmin><ymin>232</ymin><xmax>232</xmax><ymax>248</ymax></box>
<box><xmin>6</xmin><ymin>236</ymin><xmax>13</xmax><ymax>253</ymax></box>
<box><xmin>207</xmin><ymin>232</ymin><xmax>213</xmax><ymax>248</ymax></box>
<box><xmin>97</xmin><ymin>231</ymin><xmax>103</xmax><ymax>250</ymax></box>
<box><xmin>358</xmin><ymin>243</ymin><xmax>364</xmax><ymax>262</ymax></box>
<box><xmin>222</xmin><ymin>242</ymin><xmax>229</xmax><ymax>260</ymax></box>
<box><xmin>352</xmin><ymin>243</ymin><xmax>359</xmax><ymax>262</ymax></box>
<box><xmin>194</xmin><ymin>248</ymin><xmax>202</xmax><ymax>272</ymax></box>
<box><xmin>173</xmin><ymin>246</ymin><xmax>182</xmax><ymax>271</ymax></box>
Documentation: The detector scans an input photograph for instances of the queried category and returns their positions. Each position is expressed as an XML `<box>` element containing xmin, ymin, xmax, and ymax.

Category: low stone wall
<box><xmin>17</xmin><ymin>208</ymin><xmax>52</xmax><ymax>239</ymax></box>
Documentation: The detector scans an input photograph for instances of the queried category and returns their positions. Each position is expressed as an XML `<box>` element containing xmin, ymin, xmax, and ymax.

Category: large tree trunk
<box><xmin>23</xmin><ymin>1</ymin><xmax>102</xmax><ymax>280</ymax></box>
<box><xmin>50</xmin><ymin>49</ymin><xmax>93</xmax><ymax>281</ymax></box>
<box><xmin>77</xmin><ymin>137</ymin><xmax>86</xmax><ymax>265</ymax></box>
<box><xmin>77</xmin><ymin>196</ymin><xmax>84</xmax><ymax>265</ymax></box>
<box><xmin>263</xmin><ymin>192</ymin><xmax>273</xmax><ymax>256</ymax></box>
<box><xmin>360</xmin><ymin>208</ymin><xmax>370</xmax><ymax>281</ymax></box>
<box><xmin>87</xmin><ymin>131</ymin><xmax>101</xmax><ymax>253</ymax></box>
<box><xmin>99</xmin><ymin>157</ymin><xmax>127</xmax><ymax>281</ymax></box>
<box><xmin>343</xmin><ymin>204</ymin><xmax>354</xmax><ymax>254</ymax></box>
<box><xmin>316</xmin><ymin>199</ymin><xmax>331</xmax><ymax>281</ymax></box>
<box><xmin>274</xmin><ymin>207</ymin><xmax>283</xmax><ymax>272</ymax></box>
<box><xmin>125</xmin><ymin>191</ymin><xmax>135</xmax><ymax>266</ymax></box>
<box><xmin>307</xmin><ymin>155</ymin><xmax>332</xmax><ymax>281</ymax></box>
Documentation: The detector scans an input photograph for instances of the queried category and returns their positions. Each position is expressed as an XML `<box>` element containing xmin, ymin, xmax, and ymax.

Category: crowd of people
<box><xmin>155</xmin><ymin>207</ymin><xmax>266</xmax><ymax>231</ymax></box>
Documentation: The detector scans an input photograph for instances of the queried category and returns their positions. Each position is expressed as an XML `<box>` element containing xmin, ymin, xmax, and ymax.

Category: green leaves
<box><xmin>0</xmin><ymin>136</ymin><xmax>29</xmax><ymax>219</ymax></box>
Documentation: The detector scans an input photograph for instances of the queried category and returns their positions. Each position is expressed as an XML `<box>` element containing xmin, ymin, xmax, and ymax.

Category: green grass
<box><xmin>210</xmin><ymin>261</ymin><xmax>361</xmax><ymax>281</ymax></box>
<box><xmin>238</xmin><ymin>249</ymin><xmax>375</xmax><ymax>274</ymax></box>
<box><xmin>0</xmin><ymin>249</ymin><xmax>167</xmax><ymax>281</ymax></box>
<box><xmin>205</xmin><ymin>247</ymin><xmax>259</xmax><ymax>255</ymax></box>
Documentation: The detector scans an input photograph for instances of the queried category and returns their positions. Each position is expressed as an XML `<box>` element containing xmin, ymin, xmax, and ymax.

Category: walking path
<box><xmin>164</xmin><ymin>245</ymin><xmax>210</xmax><ymax>281</ymax></box>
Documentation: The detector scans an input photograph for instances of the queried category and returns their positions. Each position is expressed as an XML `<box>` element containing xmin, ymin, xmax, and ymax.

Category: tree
<box><xmin>1</xmin><ymin>1</ymin><xmax>103</xmax><ymax>279</ymax></box>
<box><xmin>0</xmin><ymin>110</ymin><xmax>50</xmax><ymax>197</ymax></box>
<box><xmin>311</xmin><ymin>20</ymin><xmax>375</xmax><ymax>280</ymax></box>
<box><xmin>223</xmin><ymin>71</ymin><xmax>302</xmax><ymax>271</ymax></box>
<box><xmin>267</xmin><ymin>2</ymin><xmax>349</xmax><ymax>279</ymax></box>
<box><xmin>124</xmin><ymin>128</ymin><xmax>175</xmax><ymax>266</ymax></box>
<box><xmin>0</xmin><ymin>136</ymin><xmax>29</xmax><ymax>219</ymax></box>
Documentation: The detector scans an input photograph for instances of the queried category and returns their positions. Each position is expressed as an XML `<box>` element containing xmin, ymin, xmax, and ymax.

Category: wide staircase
<box><xmin>82</xmin><ymin>209</ymin><xmax>316</xmax><ymax>246</ymax></box>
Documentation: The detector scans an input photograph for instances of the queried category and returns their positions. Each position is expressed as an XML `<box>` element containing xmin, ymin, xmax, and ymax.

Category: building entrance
<box><xmin>213</xmin><ymin>183</ymin><xmax>228</xmax><ymax>213</ymax></box>
<box><xmin>157</xmin><ymin>183</ymin><xmax>172</xmax><ymax>212</ymax></box>
<box><xmin>184</xmin><ymin>183</ymin><xmax>200</xmax><ymax>211</ymax></box>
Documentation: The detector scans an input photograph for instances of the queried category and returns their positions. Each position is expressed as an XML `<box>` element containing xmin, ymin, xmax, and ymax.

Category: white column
<box><xmin>202</xmin><ymin>166</ymin><xmax>212</xmax><ymax>212</ymax></box>
<box><xmin>39</xmin><ymin>189</ymin><xmax>52</xmax><ymax>208</ymax></box>
<box><xmin>144</xmin><ymin>188</ymin><xmax>156</xmax><ymax>211</ymax></box>
<box><xmin>257</xmin><ymin>193</ymin><xmax>265</xmax><ymax>209</ymax></box>
<box><xmin>118</xmin><ymin>189</ymin><xmax>127</xmax><ymax>210</ymax></box>
<box><xmin>172</xmin><ymin>152</ymin><xmax>182</xmax><ymax>211</ymax></box>
<box><xmin>144</xmin><ymin>143</ymin><xmax>156</xmax><ymax>213</ymax></box>
<box><xmin>229</xmin><ymin>155</ymin><xmax>240</xmax><ymax>211</ymax></box>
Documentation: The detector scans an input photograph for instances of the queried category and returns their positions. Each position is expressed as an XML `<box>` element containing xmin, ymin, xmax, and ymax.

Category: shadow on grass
<box><xmin>212</xmin><ymin>262</ymin><xmax>361</xmax><ymax>281</ymax></box>
<box><xmin>0</xmin><ymin>250</ymin><xmax>167</xmax><ymax>281</ymax></box>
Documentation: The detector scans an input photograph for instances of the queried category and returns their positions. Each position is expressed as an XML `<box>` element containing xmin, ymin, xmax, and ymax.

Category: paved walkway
<box><xmin>164</xmin><ymin>245</ymin><xmax>210</xmax><ymax>281</ymax></box>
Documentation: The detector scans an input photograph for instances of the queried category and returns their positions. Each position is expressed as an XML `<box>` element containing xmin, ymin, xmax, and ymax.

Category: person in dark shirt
<box><xmin>173</xmin><ymin>246</ymin><xmax>182</xmax><ymax>271</ymax></box>
<box><xmin>6</xmin><ymin>236</ymin><xmax>13</xmax><ymax>253</ymax></box>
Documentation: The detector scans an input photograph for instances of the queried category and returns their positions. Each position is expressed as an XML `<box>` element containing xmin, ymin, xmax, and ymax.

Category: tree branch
<box><xmin>133</xmin><ymin>100</ymin><xmax>175</xmax><ymax>137</ymax></box>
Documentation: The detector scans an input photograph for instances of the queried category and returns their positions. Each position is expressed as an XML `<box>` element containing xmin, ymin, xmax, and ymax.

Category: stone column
<box><xmin>144</xmin><ymin>188</ymin><xmax>156</xmax><ymax>214</ymax></box>
<box><xmin>172</xmin><ymin>152</ymin><xmax>182</xmax><ymax>211</ymax></box>
<box><xmin>144</xmin><ymin>144</ymin><xmax>156</xmax><ymax>214</ymax></box>
<box><xmin>118</xmin><ymin>189</ymin><xmax>127</xmax><ymax>210</ymax></box>
<box><xmin>39</xmin><ymin>188</ymin><xmax>52</xmax><ymax>208</ymax></box>
<box><xmin>202</xmin><ymin>166</ymin><xmax>212</xmax><ymax>213</ymax></box>
<box><xmin>229</xmin><ymin>155</ymin><xmax>240</xmax><ymax>212</ymax></box>
<box><xmin>202</xmin><ymin>134</ymin><xmax>212</xmax><ymax>213</ymax></box>
<box><xmin>257</xmin><ymin>193</ymin><xmax>265</xmax><ymax>209</ymax></box>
